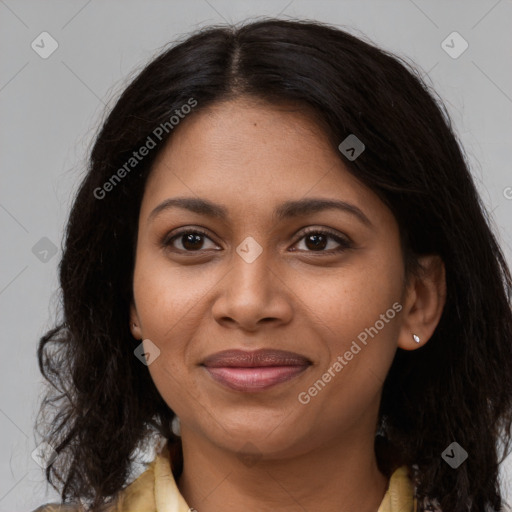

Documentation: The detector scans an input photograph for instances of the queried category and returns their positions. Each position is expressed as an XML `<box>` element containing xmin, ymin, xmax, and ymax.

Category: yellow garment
<box><xmin>35</xmin><ymin>443</ymin><xmax>417</xmax><ymax>511</ymax></box>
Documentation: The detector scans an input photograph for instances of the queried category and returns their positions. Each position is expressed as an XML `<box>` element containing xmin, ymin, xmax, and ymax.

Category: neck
<box><xmin>177</xmin><ymin>427</ymin><xmax>389</xmax><ymax>512</ymax></box>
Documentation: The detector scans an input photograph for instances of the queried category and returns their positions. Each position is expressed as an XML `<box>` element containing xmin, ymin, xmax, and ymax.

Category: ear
<box><xmin>397</xmin><ymin>254</ymin><xmax>446</xmax><ymax>351</ymax></box>
<box><xmin>129</xmin><ymin>301</ymin><xmax>142</xmax><ymax>340</ymax></box>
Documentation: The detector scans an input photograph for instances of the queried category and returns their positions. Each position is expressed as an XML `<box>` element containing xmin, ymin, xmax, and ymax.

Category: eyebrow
<box><xmin>147</xmin><ymin>196</ymin><xmax>373</xmax><ymax>228</ymax></box>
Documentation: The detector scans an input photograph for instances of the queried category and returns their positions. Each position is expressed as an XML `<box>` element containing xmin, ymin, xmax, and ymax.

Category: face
<box><xmin>130</xmin><ymin>97</ymin><xmax>408</xmax><ymax>459</ymax></box>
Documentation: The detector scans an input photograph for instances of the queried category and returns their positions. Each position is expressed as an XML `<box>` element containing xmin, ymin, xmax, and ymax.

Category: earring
<box><xmin>171</xmin><ymin>416</ymin><xmax>181</xmax><ymax>436</ymax></box>
<box><xmin>412</xmin><ymin>333</ymin><xmax>421</xmax><ymax>344</ymax></box>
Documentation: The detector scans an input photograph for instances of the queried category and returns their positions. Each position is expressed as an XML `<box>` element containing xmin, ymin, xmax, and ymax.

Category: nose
<box><xmin>211</xmin><ymin>247</ymin><xmax>293</xmax><ymax>332</ymax></box>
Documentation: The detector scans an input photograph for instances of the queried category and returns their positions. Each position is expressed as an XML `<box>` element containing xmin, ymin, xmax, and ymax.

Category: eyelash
<box><xmin>161</xmin><ymin>227</ymin><xmax>352</xmax><ymax>255</ymax></box>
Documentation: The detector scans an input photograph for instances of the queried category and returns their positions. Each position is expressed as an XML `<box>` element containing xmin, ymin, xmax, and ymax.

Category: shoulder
<box><xmin>31</xmin><ymin>503</ymin><xmax>117</xmax><ymax>512</ymax></box>
<box><xmin>31</xmin><ymin>440</ymin><xmax>172</xmax><ymax>512</ymax></box>
<box><xmin>31</xmin><ymin>506</ymin><xmax>84</xmax><ymax>512</ymax></box>
<box><xmin>31</xmin><ymin>459</ymin><xmax>157</xmax><ymax>512</ymax></box>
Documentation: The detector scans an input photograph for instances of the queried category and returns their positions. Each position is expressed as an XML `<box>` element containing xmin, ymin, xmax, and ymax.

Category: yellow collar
<box><xmin>114</xmin><ymin>443</ymin><xmax>416</xmax><ymax>512</ymax></box>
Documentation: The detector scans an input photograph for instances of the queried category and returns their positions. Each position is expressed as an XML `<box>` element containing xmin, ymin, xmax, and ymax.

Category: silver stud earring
<box><xmin>171</xmin><ymin>416</ymin><xmax>181</xmax><ymax>436</ymax></box>
<box><xmin>412</xmin><ymin>333</ymin><xmax>421</xmax><ymax>344</ymax></box>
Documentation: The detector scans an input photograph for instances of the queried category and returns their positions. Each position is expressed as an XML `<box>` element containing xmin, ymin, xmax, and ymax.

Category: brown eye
<box><xmin>163</xmin><ymin>229</ymin><xmax>219</xmax><ymax>252</ymax></box>
<box><xmin>161</xmin><ymin>227</ymin><xmax>352</xmax><ymax>255</ymax></box>
<box><xmin>304</xmin><ymin>233</ymin><xmax>329</xmax><ymax>251</ymax></box>
<box><xmin>293</xmin><ymin>229</ymin><xmax>352</xmax><ymax>253</ymax></box>
<box><xmin>180</xmin><ymin>232</ymin><xmax>206</xmax><ymax>251</ymax></box>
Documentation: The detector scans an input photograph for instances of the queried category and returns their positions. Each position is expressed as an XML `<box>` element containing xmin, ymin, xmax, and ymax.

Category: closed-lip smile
<box><xmin>201</xmin><ymin>349</ymin><xmax>312</xmax><ymax>392</ymax></box>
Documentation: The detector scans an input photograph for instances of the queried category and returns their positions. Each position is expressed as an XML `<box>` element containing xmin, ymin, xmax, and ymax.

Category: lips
<box><xmin>202</xmin><ymin>349</ymin><xmax>311</xmax><ymax>368</ymax></box>
<box><xmin>201</xmin><ymin>349</ymin><xmax>312</xmax><ymax>392</ymax></box>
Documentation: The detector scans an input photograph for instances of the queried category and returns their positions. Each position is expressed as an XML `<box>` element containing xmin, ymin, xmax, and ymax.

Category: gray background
<box><xmin>1</xmin><ymin>0</ymin><xmax>511</xmax><ymax>510</ymax></box>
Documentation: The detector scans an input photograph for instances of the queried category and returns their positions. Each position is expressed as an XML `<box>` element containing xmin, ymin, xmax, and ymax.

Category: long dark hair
<box><xmin>35</xmin><ymin>18</ymin><xmax>512</xmax><ymax>511</ymax></box>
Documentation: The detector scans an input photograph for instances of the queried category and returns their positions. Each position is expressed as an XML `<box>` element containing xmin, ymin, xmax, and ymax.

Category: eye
<box><xmin>292</xmin><ymin>228</ymin><xmax>352</xmax><ymax>254</ymax></box>
<box><xmin>162</xmin><ymin>228</ymin><xmax>219</xmax><ymax>253</ymax></box>
<box><xmin>161</xmin><ymin>227</ymin><xmax>352</xmax><ymax>255</ymax></box>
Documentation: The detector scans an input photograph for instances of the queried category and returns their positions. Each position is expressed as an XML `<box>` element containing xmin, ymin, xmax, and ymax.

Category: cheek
<box><xmin>296</xmin><ymin>250</ymin><xmax>403</xmax><ymax>388</ymax></box>
<box><xmin>132</xmin><ymin>262</ymin><xmax>200</xmax><ymax>413</ymax></box>
<box><xmin>298</xmin><ymin>252</ymin><xmax>402</xmax><ymax>341</ymax></box>
<box><xmin>132</xmin><ymin>248</ymin><xmax>229</xmax><ymax>406</ymax></box>
<box><xmin>133</xmin><ymin>248</ymin><xmax>214</xmax><ymax>342</ymax></box>
<box><xmin>293</xmin><ymin>271</ymin><xmax>401</xmax><ymax>432</ymax></box>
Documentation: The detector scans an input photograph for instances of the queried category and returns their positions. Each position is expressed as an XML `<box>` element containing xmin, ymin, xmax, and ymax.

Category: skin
<box><xmin>130</xmin><ymin>96</ymin><xmax>446</xmax><ymax>512</ymax></box>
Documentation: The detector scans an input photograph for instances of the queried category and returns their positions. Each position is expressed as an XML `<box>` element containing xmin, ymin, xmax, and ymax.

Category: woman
<box><xmin>33</xmin><ymin>18</ymin><xmax>512</xmax><ymax>512</ymax></box>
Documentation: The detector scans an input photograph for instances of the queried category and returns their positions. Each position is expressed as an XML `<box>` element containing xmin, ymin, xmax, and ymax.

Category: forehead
<box><xmin>141</xmin><ymin>97</ymin><xmax>390</xmax><ymax>228</ymax></box>
<box><xmin>151</xmin><ymin>97</ymin><xmax>335</xmax><ymax>175</ymax></box>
